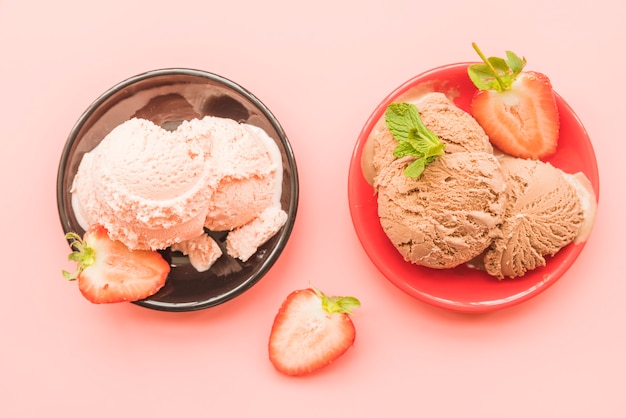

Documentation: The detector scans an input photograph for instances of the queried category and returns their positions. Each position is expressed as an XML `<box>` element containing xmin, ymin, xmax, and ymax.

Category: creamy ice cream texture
<box><xmin>71</xmin><ymin>115</ymin><xmax>288</xmax><ymax>271</ymax></box>
<box><xmin>483</xmin><ymin>157</ymin><xmax>584</xmax><ymax>278</ymax></box>
<box><xmin>365</xmin><ymin>91</ymin><xmax>596</xmax><ymax>279</ymax></box>
<box><xmin>376</xmin><ymin>152</ymin><xmax>506</xmax><ymax>269</ymax></box>
<box><xmin>363</xmin><ymin>92</ymin><xmax>493</xmax><ymax>185</ymax></box>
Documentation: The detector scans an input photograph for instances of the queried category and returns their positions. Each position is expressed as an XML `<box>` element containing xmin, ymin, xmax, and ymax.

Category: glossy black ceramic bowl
<box><xmin>57</xmin><ymin>69</ymin><xmax>299</xmax><ymax>312</ymax></box>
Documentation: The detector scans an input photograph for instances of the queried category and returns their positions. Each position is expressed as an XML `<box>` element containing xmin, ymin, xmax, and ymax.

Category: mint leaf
<box><xmin>385</xmin><ymin>102</ymin><xmax>421</xmax><ymax>142</ymax></box>
<box><xmin>404</xmin><ymin>158</ymin><xmax>426</xmax><ymax>178</ymax></box>
<box><xmin>392</xmin><ymin>141</ymin><xmax>416</xmax><ymax>159</ymax></box>
<box><xmin>384</xmin><ymin>102</ymin><xmax>445</xmax><ymax>178</ymax></box>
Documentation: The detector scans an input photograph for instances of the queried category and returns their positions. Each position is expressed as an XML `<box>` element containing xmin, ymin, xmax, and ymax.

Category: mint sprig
<box><xmin>467</xmin><ymin>42</ymin><xmax>527</xmax><ymax>92</ymax></box>
<box><xmin>384</xmin><ymin>102</ymin><xmax>445</xmax><ymax>178</ymax></box>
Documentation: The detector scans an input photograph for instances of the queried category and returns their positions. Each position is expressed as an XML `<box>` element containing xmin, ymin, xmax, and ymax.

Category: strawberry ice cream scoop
<box><xmin>71</xmin><ymin>118</ymin><xmax>215</xmax><ymax>250</ymax></box>
<box><xmin>177</xmin><ymin>117</ymin><xmax>282</xmax><ymax>231</ymax></box>
<box><xmin>71</xmin><ymin>115</ymin><xmax>288</xmax><ymax>270</ymax></box>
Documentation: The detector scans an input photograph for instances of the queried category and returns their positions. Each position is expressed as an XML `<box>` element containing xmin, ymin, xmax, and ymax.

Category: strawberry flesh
<box><xmin>268</xmin><ymin>288</ymin><xmax>357</xmax><ymax>376</ymax></box>
<box><xmin>68</xmin><ymin>225</ymin><xmax>169</xmax><ymax>304</ymax></box>
<box><xmin>471</xmin><ymin>71</ymin><xmax>559</xmax><ymax>159</ymax></box>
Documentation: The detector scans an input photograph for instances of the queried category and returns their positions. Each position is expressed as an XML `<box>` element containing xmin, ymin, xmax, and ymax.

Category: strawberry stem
<box><xmin>312</xmin><ymin>287</ymin><xmax>361</xmax><ymax>315</ymax></box>
<box><xmin>471</xmin><ymin>42</ymin><xmax>506</xmax><ymax>91</ymax></box>
<box><xmin>62</xmin><ymin>232</ymin><xmax>95</xmax><ymax>281</ymax></box>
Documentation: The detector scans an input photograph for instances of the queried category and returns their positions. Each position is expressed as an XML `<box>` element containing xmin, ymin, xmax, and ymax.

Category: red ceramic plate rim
<box><xmin>348</xmin><ymin>62</ymin><xmax>600</xmax><ymax>313</ymax></box>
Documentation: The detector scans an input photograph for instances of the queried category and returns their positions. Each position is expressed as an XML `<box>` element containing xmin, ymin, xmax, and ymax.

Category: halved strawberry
<box><xmin>468</xmin><ymin>43</ymin><xmax>559</xmax><ymax>159</ymax></box>
<box><xmin>62</xmin><ymin>224</ymin><xmax>169</xmax><ymax>304</ymax></box>
<box><xmin>268</xmin><ymin>287</ymin><xmax>360</xmax><ymax>376</ymax></box>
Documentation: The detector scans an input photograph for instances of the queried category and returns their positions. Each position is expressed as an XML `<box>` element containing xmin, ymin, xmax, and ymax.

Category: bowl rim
<box><xmin>57</xmin><ymin>68</ymin><xmax>299</xmax><ymax>312</ymax></box>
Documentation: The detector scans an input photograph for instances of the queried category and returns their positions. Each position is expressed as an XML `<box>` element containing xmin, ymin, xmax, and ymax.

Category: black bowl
<box><xmin>57</xmin><ymin>68</ymin><xmax>299</xmax><ymax>312</ymax></box>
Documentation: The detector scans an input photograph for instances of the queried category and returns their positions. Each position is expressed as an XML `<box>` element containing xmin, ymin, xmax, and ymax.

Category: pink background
<box><xmin>1</xmin><ymin>0</ymin><xmax>624</xmax><ymax>416</ymax></box>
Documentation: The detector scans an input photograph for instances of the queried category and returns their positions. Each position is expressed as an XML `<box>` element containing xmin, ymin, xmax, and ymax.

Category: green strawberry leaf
<box><xmin>385</xmin><ymin>102</ymin><xmax>445</xmax><ymax>178</ymax></box>
<box><xmin>506</xmin><ymin>50</ymin><xmax>526</xmax><ymax>74</ymax></box>
<box><xmin>313</xmin><ymin>287</ymin><xmax>361</xmax><ymax>315</ymax></box>
<box><xmin>468</xmin><ymin>42</ymin><xmax>526</xmax><ymax>92</ymax></box>
<box><xmin>62</xmin><ymin>231</ymin><xmax>95</xmax><ymax>281</ymax></box>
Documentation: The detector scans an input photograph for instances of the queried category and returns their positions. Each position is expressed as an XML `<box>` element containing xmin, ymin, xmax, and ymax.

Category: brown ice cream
<box><xmin>364</xmin><ymin>92</ymin><xmax>493</xmax><ymax>185</ymax></box>
<box><xmin>362</xmin><ymin>87</ymin><xmax>595</xmax><ymax>280</ymax></box>
<box><xmin>483</xmin><ymin>157</ymin><xmax>584</xmax><ymax>279</ymax></box>
<box><xmin>410</xmin><ymin>92</ymin><xmax>493</xmax><ymax>154</ymax></box>
<box><xmin>375</xmin><ymin>152</ymin><xmax>507</xmax><ymax>269</ymax></box>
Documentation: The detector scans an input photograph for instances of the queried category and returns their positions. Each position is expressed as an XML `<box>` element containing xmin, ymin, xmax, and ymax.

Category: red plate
<box><xmin>348</xmin><ymin>63</ymin><xmax>599</xmax><ymax>313</ymax></box>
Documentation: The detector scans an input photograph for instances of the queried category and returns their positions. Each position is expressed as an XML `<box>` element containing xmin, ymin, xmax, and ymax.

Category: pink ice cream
<box><xmin>226</xmin><ymin>205</ymin><xmax>289</xmax><ymax>262</ymax></box>
<box><xmin>171</xmin><ymin>233</ymin><xmax>222</xmax><ymax>272</ymax></box>
<box><xmin>71</xmin><ymin>118</ymin><xmax>215</xmax><ymax>250</ymax></box>
<box><xmin>71</xmin><ymin>115</ymin><xmax>287</xmax><ymax>270</ymax></box>
<box><xmin>177</xmin><ymin>118</ymin><xmax>282</xmax><ymax>231</ymax></box>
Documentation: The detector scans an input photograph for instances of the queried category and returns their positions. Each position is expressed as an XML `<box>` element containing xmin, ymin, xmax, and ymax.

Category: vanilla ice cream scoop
<box><xmin>483</xmin><ymin>157</ymin><xmax>585</xmax><ymax>279</ymax></box>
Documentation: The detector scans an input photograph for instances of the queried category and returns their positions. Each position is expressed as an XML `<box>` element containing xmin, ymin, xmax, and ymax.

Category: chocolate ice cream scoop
<box><xmin>412</xmin><ymin>92</ymin><xmax>493</xmax><ymax>154</ymax></box>
<box><xmin>483</xmin><ymin>157</ymin><xmax>584</xmax><ymax>279</ymax></box>
<box><xmin>375</xmin><ymin>151</ymin><xmax>507</xmax><ymax>269</ymax></box>
<box><xmin>363</xmin><ymin>92</ymin><xmax>493</xmax><ymax>186</ymax></box>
